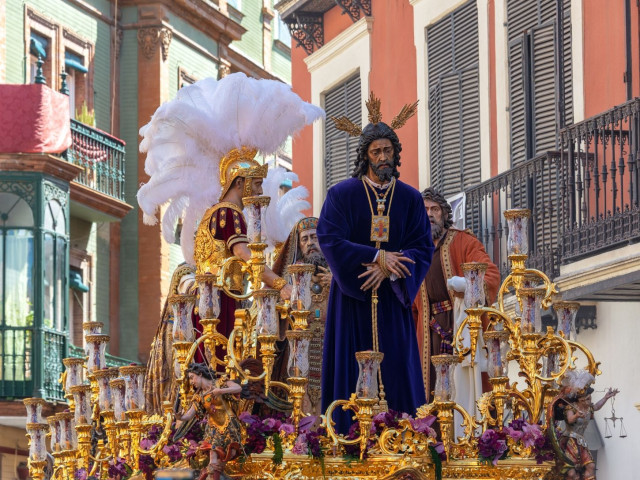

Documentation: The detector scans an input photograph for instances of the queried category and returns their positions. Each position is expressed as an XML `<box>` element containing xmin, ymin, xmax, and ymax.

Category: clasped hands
<box><xmin>359</xmin><ymin>250</ymin><xmax>415</xmax><ymax>291</ymax></box>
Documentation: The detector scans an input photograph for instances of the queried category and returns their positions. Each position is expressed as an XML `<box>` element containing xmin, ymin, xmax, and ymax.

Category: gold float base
<box><xmin>223</xmin><ymin>453</ymin><xmax>558</xmax><ymax>480</ymax></box>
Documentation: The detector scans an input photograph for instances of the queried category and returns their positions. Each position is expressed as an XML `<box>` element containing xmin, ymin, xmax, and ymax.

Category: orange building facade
<box><xmin>278</xmin><ymin>1</ymin><xmax>640</xmax><ymax>479</ymax></box>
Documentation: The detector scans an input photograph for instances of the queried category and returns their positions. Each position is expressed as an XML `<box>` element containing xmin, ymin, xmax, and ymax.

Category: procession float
<box><xmin>22</xmin><ymin>75</ymin><xmax>607</xmax><ymax>480</ymax></box>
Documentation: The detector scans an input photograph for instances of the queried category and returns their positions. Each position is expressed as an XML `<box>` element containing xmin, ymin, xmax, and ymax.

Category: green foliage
<box><xmin>76</xmin><ymin>101</ymin><xmax>95</xmax><ymax>126</ymax></box>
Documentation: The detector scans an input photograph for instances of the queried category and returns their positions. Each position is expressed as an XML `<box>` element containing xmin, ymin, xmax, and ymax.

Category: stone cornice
<box><xmin>120</xmin><ymin>0</ymin><xmax>246</xmax><ymax>43</ymax></box>
<box><xmin>555</xmin><ymin>243</ymin><xmax>640</xmax><ymax>296</ymax></box>
<box><xmin>0</xmin><ymin>153</ymin><xmax>83</xmax><ymax>182</ymax></box>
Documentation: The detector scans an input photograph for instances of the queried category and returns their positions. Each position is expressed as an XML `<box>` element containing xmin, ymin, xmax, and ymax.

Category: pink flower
<box><xmin>521</xmin><ymin>423</ymin><xmax>543</xmax><ymax>448</ymax></box>
<box><xmin>410</xmin><ymin>415</ymin><xmax>437</xmax><ymax>436</ymax></box>
<box><xmin>292</xmin><ymin>434</ymin><xmax>309</xmax><ymax>455</ymax></box>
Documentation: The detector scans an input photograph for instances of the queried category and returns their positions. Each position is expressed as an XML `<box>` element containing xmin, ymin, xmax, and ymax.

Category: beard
<box><xmin>430</xmin><ymin>217</ymin><xmax>445</xmax><ymax>241</ymax></box>
<box><xmin>371</xmin><ymin>162</ymin><xmax>395</xmax><ymax>182</ymax></box>
<box><xmin>301</xmin><ymin>251</ymin><xmax>328</xmax><ymax>269</ymax></box>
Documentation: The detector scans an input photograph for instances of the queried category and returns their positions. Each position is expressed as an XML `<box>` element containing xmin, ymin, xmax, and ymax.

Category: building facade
<box><xmin>0</xmin><ymin>0</ymin><xmax>290</xmax><ymax>475</ymax></box>
<box><xmin>278</xmin><ymin>0</ymin><xmax>640</xmax><ymax>478</ymax></box>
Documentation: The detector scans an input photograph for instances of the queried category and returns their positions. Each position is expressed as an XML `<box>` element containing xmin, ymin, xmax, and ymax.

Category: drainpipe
<box><xmin>625</xmin><ymin>0</ymin><xmax>632</xmax><ymax>100</ymax></box>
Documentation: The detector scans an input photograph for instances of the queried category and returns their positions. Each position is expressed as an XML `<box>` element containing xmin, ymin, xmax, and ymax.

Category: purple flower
<box><xmin>107</xmin><ymin>457</ymin><xmax>128</xmax><ymax>478</ymax></box>
<box><xmin>410</xmin><ymin>415</ymin><xmax>437</xmax><ymax>435</ymax></box>
<box><xmin>520</xmin><ymin>423</ymin><xmax>543</xmax><ymax>448</ymax></box>
<box><xmin>298</xmin><ymin>415</ymin><xmax>318</xmax><ymax>433</ymax></box>
<box><xmin>74</xmin><ymin>468</ymin><xmax>88</xmax><ymax>480</ymax></box>
<box><xmin>162</xmin><ymin>443</ymin><xmax>183</xmax><ymax>462</ymax></box>
<box><xmin>279</xmin><ymin>423</ymin><xmax>295</xmax><ymax>435</ymax></box>
<box><xmin>138</xmin><ymin>454</ymin><xmax>156</xmax><ymax>480</ymax></box>
<box><xmin>238</xmin><ymin>411</ymin><xmax>258</xmax><ymax>424</ymax></box>
<box><xmin>478</xmin><ymin>429</ymin><xmax>508</xmax><ymax>466</ymax></box>
<box><xmin>292</xmin><ymin>434</ymin><xmax>309</xmax><ymax>455</ymax></box>
<box><xmin>139</xmin><ymin>437</ymin><xmax>156</xmax><ymax>449</ymax></box>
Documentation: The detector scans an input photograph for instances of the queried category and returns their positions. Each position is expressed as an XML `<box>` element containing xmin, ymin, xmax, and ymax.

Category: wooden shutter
<box><xmin>506</xmin><ymin>0</ymin><xmax>573</xmax><ymax>254</ymax></box>
<box><xmin>323</xmin><ymin>75</ymin><xmax>361</xmax><ymax>190</ymax></box>
<box><xmin>507</xmin><ymin>0</ymin><xmax>573</xmax><ymax>165</ymax></box>
<box><xmin>426</xmin><ymin>0</ymin><xmax>480</xmax><ymax>199</ymax></box>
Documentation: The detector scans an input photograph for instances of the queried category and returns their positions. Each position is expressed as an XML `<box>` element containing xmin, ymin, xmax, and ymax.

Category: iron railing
<box><xmin>65</xmin><ymin>120</ymin><xmax>126</xmax><ymax>201</ymax></box>
<box><xmin>465</xmin><ymin>152</ymin><xmax>561</xmax><ymax>280</ymax></box>
<box><xmin>559</xmin><ymin>98</ymin><xmax>640</xmax><ymax>261</ymax></box>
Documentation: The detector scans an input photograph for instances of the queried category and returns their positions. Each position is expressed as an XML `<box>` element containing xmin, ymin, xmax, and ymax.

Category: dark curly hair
<box><xmin>421</xmin><ymin>187</ymin><xmax>454</xmax><ymax>229</ymax></box>
<box><xmin>186</xmin><ymin>362</ymin><xmax>216</xmax><ymax>381</ymax></box>
<box><xmin>352</xmin><ymin>122</ymin><xmax>402</xmax><ymax>179</ymax></box>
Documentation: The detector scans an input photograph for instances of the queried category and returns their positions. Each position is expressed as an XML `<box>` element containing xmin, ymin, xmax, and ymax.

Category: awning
<box><xmin>30</xmin><ymin>33</ymin><xmax>48</xmax><ymax>59</ymax></box>
<box><xmin>69</xmin><ymin>270</ymin><xmax>89</xmax><ymax>292</ymax></box>
<box><xmin>65</xmin><ymin>51</ymin><xmax>88</xmax><ymax>73</ymax></box>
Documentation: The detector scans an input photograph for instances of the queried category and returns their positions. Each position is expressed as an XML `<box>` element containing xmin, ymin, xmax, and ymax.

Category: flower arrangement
<box><xmin>479</xmin><ymin>420</ymin><xmax>555</xmax><ymax>466</ymax></box>
<box><xmin>478</xmin><ymin>428</ymin><xmax>509</xmax><ymax>466</ymax></box>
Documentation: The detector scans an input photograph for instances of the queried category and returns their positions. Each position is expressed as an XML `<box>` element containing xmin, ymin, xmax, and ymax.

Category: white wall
<box><xmin>577</xmin><ymin>301</ymin><xmax>640</xmax><ymax>479</ymax></box>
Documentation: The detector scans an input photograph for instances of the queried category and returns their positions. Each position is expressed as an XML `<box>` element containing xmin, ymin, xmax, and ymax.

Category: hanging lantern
<box><xmin>85</xmin><ymin>334</ymin><xmax>110</xmax><ymax>374</ymax></box>
<box><xmin>26</xmin><ymin>423</ymin><xmax>48</xmax><ymax>462</ymax></box>
<box><xmin>286</xmin><ymin>330</ymin><xmax>312</xmax><ymax>378</ymax></box>
<box><xmin>62</xmin><ymin>357</ymin><xmax>85</xmax><ymax>394</ymax></box>
<box><xmin>23</xmin><ymin>397</ymin><xmax>47</xmax><ymax>424</ymax></box>
<box><xmin>120</xmin><ymin>365</ymin><xmax>147</xmax><ymax>412</ymax></box>
<box><xmin>94</xmin><ymin>368</ymin><xmax>118</xmax><ymax>412</ymax></box>
<box><xmin>355</xmin><ymin>350</ymin><xmax>384</xmax><ymax>400</ymax></box>
<box><xmin>56</xmin><ymin>412</ymin><xmax>77</xmax><ymax>451</ymax></box>
<box><xmin>243</xmin><ymin>195</ymin><xmax>270</xmax><ymax>244</ymax></box>
<box><xmin>255</xmin><ymin>289</ymin><xmax>279</xmax><ymax>336</ymax></box>
<box><xmin>168</xmin><ymin>294</ymin><xmax>196</xmax><ymax>342</ymax></box>
<box><xmin>461</xmin><ymin>262</ymin><xmax>488</xmax><ymax>308</ymax></box>
<box><xmin>518</xmin><ymin>286</ymin><xmax>545</xmax><ymax>333</ymax></box>
<box><xmin>553</xmin><ymin>301</ymin><xmax>580</xmax><ymax>341</ymax></box>
<box><xmin>504</xmin><ymin>209</ymin><xmax>531</xmax><ymax>256</ymax></box>
<box><xmin>46</xmin><ymin>415</ymin><xmax>60</xmax><ymax>452</ymax></box>
<box><xmin>70</xmin><ymin>384</ymin><xmax>92</xmax><ymax>425</ymax></box>
<box><xmin>287</xmin><ymin>264</ymin><xmax>314</xmax><ymax>311</ymax></box>
<box><xmin>196</xmin><ymin>273</ymin><xmax>220</xmax><ymax>319</ymax></box>
<box><xmin>432</xmin><ymin>354</ymin><xmax>459</xmax><ymax>402</ymax></box>
<box><xmin>109</xmin><ymin>378</ymin><xmax>127</xmax><ymax>422</ymax></box>
<box><xmin>483</xmin><ymin>330</ymin><xmax>510</xmax><ymax>378</ymax></box>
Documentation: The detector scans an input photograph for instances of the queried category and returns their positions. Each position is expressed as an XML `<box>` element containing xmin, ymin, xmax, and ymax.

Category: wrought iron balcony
<box><xmin>558</xmin><ymin>98</ymin><xmax>640</xmax><ymax>262</ymax></box>
<box><xmin>65</xmin><ymin>119</ymin><xmax>126</xmax><ymax>202</ymax></box>
<box><xmin>465</xmin><ymin>152</ymin><xmax>561</xmax><ymax>280</ymax></box>
<box><xmin>465</xmin><ymin>98</ymin><xmax>640</xmax><ymax>282</ymax></box>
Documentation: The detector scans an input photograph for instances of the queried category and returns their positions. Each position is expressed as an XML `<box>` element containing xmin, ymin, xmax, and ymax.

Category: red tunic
<box><xmin>412</xmin><ymin>228</ymin><xmax>500</xmax><ymax>401</ymax></box>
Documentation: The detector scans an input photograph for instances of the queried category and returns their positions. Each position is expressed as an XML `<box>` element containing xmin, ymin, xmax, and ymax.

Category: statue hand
<box><xmin>359</xmin><ymin>263</ymin><xmax>386</xmax><ymax>291</ymax></box>
<box><xmin>383</xmin><ymin>251</ymin><xmax>414</xmax><ymax>278</ymax></box>
<box><xmin>316</xmin><ymin>266</ymin><xmax>332</xmax><ymax>287</ymax></box>
<box><xmin>280</xmin><ymin>284</ymin><xmax>292</xmax><ymax>301</ymax></box>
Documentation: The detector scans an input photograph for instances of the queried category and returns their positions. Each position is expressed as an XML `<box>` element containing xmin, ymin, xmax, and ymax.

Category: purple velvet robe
<box><xmin>318</xmin><ymin>177</ymin><xmax>434</xmax><ymax>431</ymax></box>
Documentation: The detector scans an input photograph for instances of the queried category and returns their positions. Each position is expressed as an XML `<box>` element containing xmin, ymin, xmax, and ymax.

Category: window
<box><xmin>64</xmin><ymin>50</ymin><xmax>88</xmax><ymax>118</ymax></box>
<box><xmin>426</xmin><ymin>0</ymin><xmax>481</xmax><ymax>198</ymax></box>
<box><xmin>0</xmin><ymin>193</ymin><xmax>35</xmax><ymax>384</ymax></box>
<box><xmin>274</xmin><ymin>12</ymin><xmax>291</xmax><ymax>48</ymax></box>
<box><xmin>506</xmin><ymin>0</ymin><xmax>573</xmax><ymax>251</ymax></box>
<box><xmin>323</xmin><ymin>75</ymin><xmax>362</xmax><ymax>190</ymax></box>
<box><xmin>26</xmin><ymin>8</ymin><xmax>94</xmax><ymax>121</ymax></box>
<box><xmin>43</xmin><ymin>199</ymin><xmax>67</xmax><ymax>332</ymax></box>
<box><xmin>227</xmin><ymin>0</ymin><xmax>242</xmax><ymax>11</ymax></box>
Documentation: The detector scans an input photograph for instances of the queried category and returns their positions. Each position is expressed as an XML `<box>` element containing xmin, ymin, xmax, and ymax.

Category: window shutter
<box><xmin>507</xmin><ymin>0</ymin><xmax>573</xmax><ymax>165</ymax></box>
<box><xmin>426</xmin><ymin>0</ymin><xmax>480</xmax><ymax>199</ymax></box>
<box><xmin>323</xmin><ymin>75</ymin><xmax>361</xmax><ymax>190</ymax></box>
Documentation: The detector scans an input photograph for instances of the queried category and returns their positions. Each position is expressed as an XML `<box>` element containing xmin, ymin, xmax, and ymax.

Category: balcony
<box><xmin>63</xmin><ymin>119</ymin><xmax>132</xmax><ymax>221</ymax></box>
<box><xmin>465</xmin><ymin>99</ymin><xmax>640</xmax><ymax>300</ymax></box>
<box><xmin>558</xmin><ymin>98</ymin><xmax>640</xmax><ymax>262</ymax></box>
<box><xmin>465</xmin><ymin>151</ymin><xmax>562</xmax><ymax>280</ymax></box>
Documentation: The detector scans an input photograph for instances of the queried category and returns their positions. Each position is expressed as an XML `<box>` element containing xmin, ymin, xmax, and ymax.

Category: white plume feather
<box><xmin>261</xmin><ymin>165</ymin><xmax>311</xmax><ymax>254</ymax></box>
<box><xmin>137</xmin><ymin>73</ymin><xmax>324</xmax><ymax>264</ymax></box>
